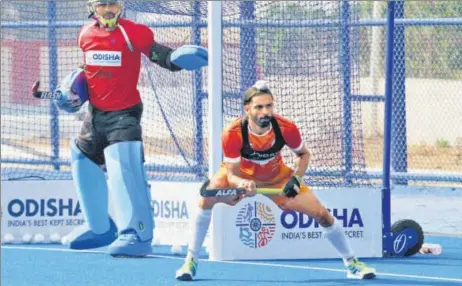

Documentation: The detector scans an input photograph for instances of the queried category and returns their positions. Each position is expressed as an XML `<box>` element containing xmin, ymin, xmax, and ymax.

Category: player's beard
<box><xmin>103</xmin><ymin>11</ymin><xmax>116</xmax><ymax>19</ymax></box>
<box><xmin>253</xmin><ymin>115</ymin><xmax>272</xmax><ymax>128</ymax></box>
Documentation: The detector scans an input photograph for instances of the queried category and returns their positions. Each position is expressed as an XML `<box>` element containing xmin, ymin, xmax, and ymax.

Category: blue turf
<box><xmin>2</xmin><ymin>236</ymin><xmax>461</xmax><ymax>286</ymax></box>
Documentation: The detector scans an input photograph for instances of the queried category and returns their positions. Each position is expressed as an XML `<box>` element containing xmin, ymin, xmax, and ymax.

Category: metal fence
<box><xmin>1</xmin><ymin>1</ymin><xmax>461</xmax><ymax>187</ymax></box>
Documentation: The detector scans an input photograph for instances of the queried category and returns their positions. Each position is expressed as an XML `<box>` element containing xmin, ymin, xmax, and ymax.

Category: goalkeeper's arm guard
<box><xmin>149</xmin><ymin>43</ymin><xmax>183</xmax><ymax>72</ymax></box>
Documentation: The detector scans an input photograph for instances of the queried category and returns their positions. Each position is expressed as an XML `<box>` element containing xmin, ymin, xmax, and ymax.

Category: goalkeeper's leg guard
<box><xmin>66</xmin><ymin>139</ymin><xmax>117</xmax><ymax>249</ymax></box>
<box><xmin>104</xmin><ymin>141</ymin><xmax>153</xmax><ymax>257</ymax></box>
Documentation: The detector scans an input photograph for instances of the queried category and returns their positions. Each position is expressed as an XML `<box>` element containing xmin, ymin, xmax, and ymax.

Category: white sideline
<box><xmin>2</xmin><ymin>245</ymin><xmax>462</xmax><ymax>283</ymax></box>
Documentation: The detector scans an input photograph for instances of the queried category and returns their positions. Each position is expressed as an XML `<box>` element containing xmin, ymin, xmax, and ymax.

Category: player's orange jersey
<box><xmin>222</xmin><ymin>114</ymin><xmax>304</xmax><ymax>182</ymax></box>
<box><xmin>78</xmin><ymin>19</ymin><xmax>154</xmax><ymax>111</ymax></box>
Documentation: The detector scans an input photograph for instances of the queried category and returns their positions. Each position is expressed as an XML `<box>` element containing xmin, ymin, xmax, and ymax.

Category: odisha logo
<box><xmin>235</xmin><ymin>201</ymin><xmax>276</xmax><ymax>248</ymax></box>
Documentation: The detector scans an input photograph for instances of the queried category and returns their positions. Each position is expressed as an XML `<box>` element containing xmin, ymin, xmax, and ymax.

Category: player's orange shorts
<box><xmin>209</xmin><ymin>162</ymin><xmax>311</xmax><ymax>206</ymax></box>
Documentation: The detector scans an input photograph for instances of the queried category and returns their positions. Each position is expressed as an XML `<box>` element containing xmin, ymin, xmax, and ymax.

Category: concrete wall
<box><xmin>360</xmin><ymin>77</ymin><xmax>462</xmax><ymax>146</ymax></box>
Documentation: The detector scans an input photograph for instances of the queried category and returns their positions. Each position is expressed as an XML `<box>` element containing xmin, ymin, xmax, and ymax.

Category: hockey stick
<box><xmin>200</xmin><ymin>187</ymin><xmax>282</xmax><ymax>198</ymax></box>
<box><xmin>31</xmin><ymin>81</ymin><xmax>62</xmax><ymax>99</ymax></box>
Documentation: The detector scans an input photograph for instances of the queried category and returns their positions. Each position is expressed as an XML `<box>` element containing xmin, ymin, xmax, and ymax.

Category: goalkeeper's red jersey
<box><xmin>221</xmin><ymin>114</ymin><xmax>304</xmax><ymax>182</ymax></box>
<box><xmin>78</xmin><ymin>18</ymin><xmax>154</xmax><ymax>111</ymax></box>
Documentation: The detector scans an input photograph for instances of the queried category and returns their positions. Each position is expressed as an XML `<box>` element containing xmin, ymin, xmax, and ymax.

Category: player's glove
<box><xmin>170</xmin><ymin>44</ymin><xmax>208</xmax><ymax>71</ymax></box>
<box><xmin>53</xmin><ymin>68</ymin><xmax>88</xmax><ymax>113</ymax></box>
<box><xmin>283</xmin><ymin>175</ymin><xmax>303</xmax><ymax>198</ymax></box>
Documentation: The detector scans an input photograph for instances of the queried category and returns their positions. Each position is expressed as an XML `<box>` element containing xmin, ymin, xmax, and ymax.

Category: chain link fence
<box><xmin>359</xmin><ymin>0</ymin><xmax>462</xmax><ymax>186</ymax></box>
<box><xmin>1</xmin><ymin>1</ymin><xmax>461</xmax><ymax>187</ymax></box>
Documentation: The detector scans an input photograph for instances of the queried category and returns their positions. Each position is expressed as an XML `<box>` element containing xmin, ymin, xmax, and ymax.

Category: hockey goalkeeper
<box><xmin>175</xmin><ymin>81</ymin><xmax>376</xmax><ymax>280</ymax></box>
<box><xmin>38</xmin><ymin>0</ymin><xmax>207</xmax><ymax>257</ymax></box>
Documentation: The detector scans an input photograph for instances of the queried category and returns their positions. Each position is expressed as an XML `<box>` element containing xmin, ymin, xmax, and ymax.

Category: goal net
<box><xmin>1</xmin><ymin>1</ymin><xmax>369</xmax><ymax>187</ymax></box>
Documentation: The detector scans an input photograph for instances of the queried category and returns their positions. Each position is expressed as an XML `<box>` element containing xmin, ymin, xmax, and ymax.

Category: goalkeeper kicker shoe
<box><xmin>65</xmin><ymin>218</ymin><xmax>118</xmax><ymax>250</ymax></box>
<box><xmin>346</xmin><ymin>258</ymin><xmax>376</xmax><ymax>279</ymax></box>
<box><xmin>108</xmin><ymin>229</ymin><xmax>152</xmax><ymax>257</ymax></box>
<box><xmin>175</xmin><ymin>256</ymin><xmax>198</xmax><ymax>281</ymax></box>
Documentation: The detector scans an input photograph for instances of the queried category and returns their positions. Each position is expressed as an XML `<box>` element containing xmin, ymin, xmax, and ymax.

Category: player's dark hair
<box><xmin>243</xmin><ymin>84</ymin><xmax>273</xmax><ymax>105</ymax></box>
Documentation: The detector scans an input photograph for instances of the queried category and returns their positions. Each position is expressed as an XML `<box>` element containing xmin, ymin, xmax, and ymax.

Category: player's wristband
<box><xmin>149</xmin><ymin>43</ymin><xmax>182</xmax><ymax>71</ymax></box>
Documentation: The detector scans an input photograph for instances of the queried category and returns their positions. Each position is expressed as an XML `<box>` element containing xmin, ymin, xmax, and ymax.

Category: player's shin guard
<box><xmin>104</xmin><ymin>141</ymin><xmax>153</xmax><ymax>257</ymax></box>
<box><xmin>66</xmin><ymin>139</ymin><xmax>117</xmax><ymax>249</ymax></box>
<box><xmin>176</xmin><ymin>208</ymin><xmax>210</xmax><ymax>281</ymax></box>
<box><xmin>187</xmin><ymin>209</ymin><xmax>211</xmax><ymax>260</ymax></box>
<box><xmin>322</xmin><ymin>218</ymin><xmax>355</xmax><ymax>262</ymax></box>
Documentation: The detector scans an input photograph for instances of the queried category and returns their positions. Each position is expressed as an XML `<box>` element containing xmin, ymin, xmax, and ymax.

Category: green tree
<box><xmin>359</xmin><ymin>0</ymin><xmax>462</xmax><ymax>79</ymax></box>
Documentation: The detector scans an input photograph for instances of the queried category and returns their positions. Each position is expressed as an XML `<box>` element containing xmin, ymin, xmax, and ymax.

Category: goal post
<box><xmin>207</xmin><ymin>0</ymin><xmax>223</xmax><ymax>177</ymax></box>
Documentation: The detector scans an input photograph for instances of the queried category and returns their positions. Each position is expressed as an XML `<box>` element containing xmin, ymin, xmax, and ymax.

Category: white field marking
<box><xmin>425</xmin><ymin>232</ymin><xmax>462</xmax><ymax>238</ymax></box>
<box><xmin>2</xmin><ymin>245</ymin><xmax>462</xmax><ymax>283</ymax></box>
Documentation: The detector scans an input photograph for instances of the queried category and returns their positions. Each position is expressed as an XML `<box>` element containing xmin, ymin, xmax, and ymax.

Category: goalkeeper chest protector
<box><xmin>240</xmin><ymin>116</ymin><xmax>286</xmax><ymax>161</ymax></box>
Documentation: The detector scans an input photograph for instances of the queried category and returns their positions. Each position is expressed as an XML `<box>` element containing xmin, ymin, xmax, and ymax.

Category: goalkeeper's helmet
<box><xmin>88</xmin><ymin>0</ymin><xmax>123</xmax><ymax>29</ymax></box>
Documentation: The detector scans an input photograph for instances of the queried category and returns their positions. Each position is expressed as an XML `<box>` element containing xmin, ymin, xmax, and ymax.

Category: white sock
<box><xmin>322</xmin><ymin>219</ymin><xmax>355</xmax><ymax>266</ymax></box>
<box><xmin>186</xmin><ymin>208</ymin><xmax>212</xmax><ymax>261</ymax></box>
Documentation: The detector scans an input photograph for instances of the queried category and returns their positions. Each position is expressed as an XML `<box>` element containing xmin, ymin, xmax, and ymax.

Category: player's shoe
<box><xmin>108</xmin><ymin>229</ymin><xmax>152</xmax><ymax>257</ymax></box>
<box><xmin>175</xmin><ymin>256</ymin><xmax>198</xmax><ymax>281</ymax></box>
<box><xmin>346</xmin><ymin>258</ymin><xmax>376</xmax><ymax>279</ymax></box>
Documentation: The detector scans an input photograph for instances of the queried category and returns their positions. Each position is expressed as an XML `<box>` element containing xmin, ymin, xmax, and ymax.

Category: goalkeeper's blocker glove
<box><xmin>150</xmin><ymin>44</ymin><xmax>208</xmax><ymax>71</ymax></box>
<box><xmin>283</xmin><ymin>175</ymin><xmax>303</xmax><ymax>198</ymax></box>
<box><xmin>170</xmin><ymin>45</ymin><xmax>208</xmax><ymax>71</ymax></box>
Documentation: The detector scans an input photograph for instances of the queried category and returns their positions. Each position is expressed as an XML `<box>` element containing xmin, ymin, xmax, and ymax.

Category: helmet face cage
<box><xmin>88</xmin><ymin>0</ymin><xmax>123</xmax><ymax>29</ymax></box>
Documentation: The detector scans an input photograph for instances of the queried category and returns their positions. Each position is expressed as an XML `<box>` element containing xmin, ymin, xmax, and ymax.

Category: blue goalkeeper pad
<box><xmin>104</xmin><ymin>141</ymin><xmax>153</xmax><ymax>256</ymax></box>
<box><xmin>171</xmin><ymin>45</ymin><xmax>208</xmax><ymax>70</ymax></box>
<box><xmin>67</xmin><ymin>139</ymin><xmax>117</xmax><ymax>249</ymax></box>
